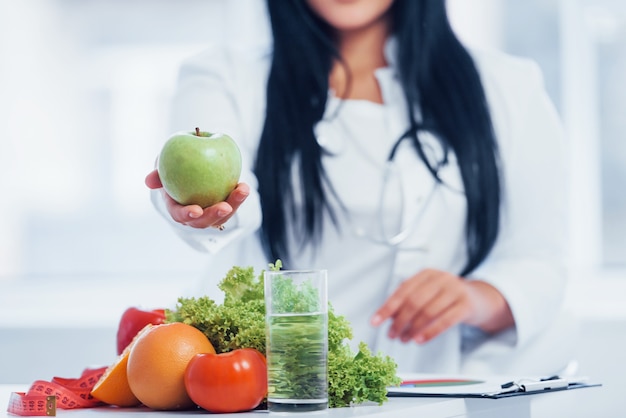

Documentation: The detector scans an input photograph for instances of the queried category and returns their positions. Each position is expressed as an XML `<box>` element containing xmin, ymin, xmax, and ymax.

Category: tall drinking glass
<box><xmin>264</xmin><ymin>269</ymin><xmax>328</xmax><ymax>412</ymax></box>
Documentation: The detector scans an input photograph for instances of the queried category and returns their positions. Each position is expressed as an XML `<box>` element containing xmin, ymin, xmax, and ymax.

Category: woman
<box><xmin>146</xmin><ymin>0</ymin><xmax>571</xmax><ymax>374</ymax></box>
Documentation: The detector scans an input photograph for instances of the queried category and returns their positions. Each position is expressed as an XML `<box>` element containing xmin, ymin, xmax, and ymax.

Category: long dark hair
<box><xmin>254</xmin><ymin>0</ymin><xmax>500</xmax><ymax>276</ymax></box>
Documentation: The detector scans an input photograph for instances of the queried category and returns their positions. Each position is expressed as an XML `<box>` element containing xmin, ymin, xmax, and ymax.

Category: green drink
<box><xmin>264</xmin><ymin>268</ymin><xmax>328</xmax><ymax>413</ymax></box>
<box><xmin>267</xmin><ymin>312</ymin><xmax>328</xmax><ymax>411</ymax></box>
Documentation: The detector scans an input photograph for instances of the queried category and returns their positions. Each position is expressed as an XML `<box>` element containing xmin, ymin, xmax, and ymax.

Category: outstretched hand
<box><xmin>371</xmin><ymin>269</ymin><xmax>514</xmax><ymax>344</ymax></box>
<box><xmin>145</xmin><ymin>169</ymin><xmax>250</xmax><ymax>229</ymax></box>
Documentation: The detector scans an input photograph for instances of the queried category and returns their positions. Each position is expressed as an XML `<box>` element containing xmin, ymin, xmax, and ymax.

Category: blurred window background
<box><xmin>0</xmin><ymin>0</ymin><xmax>624</xmax><ymax>284</ymax></box>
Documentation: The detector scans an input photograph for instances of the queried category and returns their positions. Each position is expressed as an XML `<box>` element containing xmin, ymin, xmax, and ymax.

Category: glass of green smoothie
<box><xmin>264</xmin><ymin>269</ymin><xmax>328</xmax><ymax>413</ymax></box>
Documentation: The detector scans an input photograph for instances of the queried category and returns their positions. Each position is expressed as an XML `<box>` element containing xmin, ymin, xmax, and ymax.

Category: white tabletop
<box><xmin>1</xmin><ymin>384</ymin><xmax>539</xmax><ymax>418</ymax></box>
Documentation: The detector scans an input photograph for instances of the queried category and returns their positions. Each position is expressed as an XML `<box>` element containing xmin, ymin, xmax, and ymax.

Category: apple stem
<box><xmin>195</xmin><ymin>127</ymin><xmax>200</xmax><ymax>136</ymax></box>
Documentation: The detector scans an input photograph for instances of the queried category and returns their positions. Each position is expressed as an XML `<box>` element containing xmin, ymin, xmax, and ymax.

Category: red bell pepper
<box><xmin>116</xmin><ymin>307</ymin><xmax>166</xmax><ymax>355</ymax></box>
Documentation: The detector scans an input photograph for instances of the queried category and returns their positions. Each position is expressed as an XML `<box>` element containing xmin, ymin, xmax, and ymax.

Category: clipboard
<box><xmin>387</xmin><ymin>373</ymin><xmax>602</xmax><ymax>399</ymax></box>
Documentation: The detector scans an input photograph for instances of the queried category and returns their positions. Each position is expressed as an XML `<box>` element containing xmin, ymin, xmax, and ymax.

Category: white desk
<box><xmin>1</xmin><ymin>384</ymin><xmax>603</xmax><ymax>418</ymax></box>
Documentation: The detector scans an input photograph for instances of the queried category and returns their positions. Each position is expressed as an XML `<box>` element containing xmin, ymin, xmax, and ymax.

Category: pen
<box><xmin>519</xmin><ymin>378</ymin><xmax>569</xmax><ymax>392</ymax></box>
<box><xmin>500</xmin><ymin>375</ymin><xmax>582</xmax><ymax>393</ymax></box>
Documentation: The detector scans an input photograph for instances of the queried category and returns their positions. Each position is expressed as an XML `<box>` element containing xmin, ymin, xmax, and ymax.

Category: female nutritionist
<box><xmin>145</xmin><ymin>0</ymin><xmax>574</xmax><ymax>375</ymax></box>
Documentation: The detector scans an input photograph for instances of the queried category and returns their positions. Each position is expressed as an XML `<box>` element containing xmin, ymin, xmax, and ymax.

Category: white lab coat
<box><xmin>152</xmin><ymin>38</ymin><xmax>576</xmax><ymax>376</ymax></box>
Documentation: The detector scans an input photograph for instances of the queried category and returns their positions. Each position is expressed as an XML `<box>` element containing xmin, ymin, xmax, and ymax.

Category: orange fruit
<box><xmin>91</xmin><ymin>324</ymin><xmax>154</xmax><ymax>407</ymax></box>
<box><xmin>126</xmin><ymin>322</ymin><xmax>215</xmax><ymax>410</ymax></box>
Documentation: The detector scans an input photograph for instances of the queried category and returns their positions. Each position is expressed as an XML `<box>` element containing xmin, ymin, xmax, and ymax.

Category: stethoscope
<box><xmin>317</xmin><ymin>123</ymin><xmax>449</xmax><ymax>250</ymax></box>
<box><xmin>367</xmin><ymin>129</ymin><xmax>445</xmax><ymax>249</ymax></box>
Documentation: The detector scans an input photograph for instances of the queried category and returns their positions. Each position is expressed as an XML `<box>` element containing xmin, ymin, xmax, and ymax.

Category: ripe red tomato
<box><xmin>116</xmin><ymin>307</ymin><xmax>166</xmax><ymax>355</ymax></box>
<box><xmin>184</xmin><ymin>348</ymin><xmax>268</xmax><ymax>413</ymax></box>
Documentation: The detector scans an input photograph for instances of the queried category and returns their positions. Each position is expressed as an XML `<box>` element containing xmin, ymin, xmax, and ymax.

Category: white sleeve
<box><xmin>151</xmin><ymin>47</ymin><xmax>263</xmax><ymax>254</ymax></box>
<box><xmin>470</xmin><ymin>56</ymin><xmax>569</xmax><ymax>349</ymax></box>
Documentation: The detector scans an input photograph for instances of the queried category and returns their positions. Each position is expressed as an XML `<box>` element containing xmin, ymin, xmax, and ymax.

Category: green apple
<box><xmin>158</xmin><ymin>128</ymin><xmax>242</xmax><ymax>208</ymax></box>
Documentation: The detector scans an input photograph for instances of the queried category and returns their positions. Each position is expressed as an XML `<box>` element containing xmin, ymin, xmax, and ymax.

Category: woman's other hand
<box><xmin>371</xmin><ymin>269</ymin><xmax>514</xmax><ymax>344</ymax></box>
<box><xmin>145</xmin><ymin>169</ymin><xmax>250</xmax><ymax>229</ymax></box>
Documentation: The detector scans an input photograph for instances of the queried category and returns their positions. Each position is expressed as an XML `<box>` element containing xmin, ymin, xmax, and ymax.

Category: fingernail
<box><xmin>188</xmin><ymin>211</ymin><xmax>200</xmax><ymax>219</ymax></box>
<box><xmin>217</xmin><ymin>209</ymin><xmax>230</xmax><ymax>217</ymax></box>
<box><xmin>371</xmin><ymin>315</ymin><xmax>382</xmax><ymax>326</ymax></box>
<box><xmin>235</xmin><ymin>193</ymin><xmax>248</xmax><ymax>203</ymax></box>
<box><xmin>414</xmin><ymin>335</ymin><xmax>425</xmax><ymax>344</ymax></box>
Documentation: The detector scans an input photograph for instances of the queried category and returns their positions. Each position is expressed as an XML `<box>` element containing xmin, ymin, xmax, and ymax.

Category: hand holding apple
<box><xmin>147</xmin><ymin>128</ymin><xmax>249</xmax><ymax>229</ymax></box>
<box><xmin>158</xmin><ymin>128</ymin><xmax>242</xmax><ymax>208</ymax></box>
<box><xmin>145</xmin><ymin>169</ymin><xmax>250</xmax><ymax>229</ymax></box>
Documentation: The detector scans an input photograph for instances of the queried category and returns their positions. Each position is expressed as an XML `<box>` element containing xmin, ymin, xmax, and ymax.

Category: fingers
<box><xmin>376</xmin><ymin>272</ymin><xmax>439</xmax><ymax>339</ymax></box>
<box><xmin>145</xmin><ymin>169</ymin><xmax>163</xmax><ymax>189</ymax></box>
<box><xmin>164</xmin><ymin>183</ymin><xmax>251</xmax><ymax>229</ymax></box>
<box><xmin>401</xmin><ymin>277</ymin><xmax>468</xmax><ymax>341</ymax></box>
<box><xmin>145</xmin><ymin>165</ymin><xmax>250</xmax><ymax>229</ymax></box>
<box><xmin>371</xmin><ymin>270</ymin><xmax>472</xmax><ymax>344</ymax></box>
<box><xmin>225</xmin><ymin>183</ymin><xmax>250</xmax><ymax>213</ymax></box>
<box><xmin>163</xmin><ymin>192</ymin><xmax>205</xmax><ymax>224</ymax></box>
<box><xmin>412</xmin><ymin>302</ymin><xmax>468</xmax><ymax>344</ymax></box>
<box><xmin>371</xmin><ymin>269</ymin><xmax>437</xmax><ymax>326</ymax></box>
